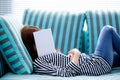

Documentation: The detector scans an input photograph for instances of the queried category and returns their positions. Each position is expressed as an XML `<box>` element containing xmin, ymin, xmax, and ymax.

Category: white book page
<box><xmin>33</xmin><ymin>29</ymin><xmax>56</xmax><ymax>57</ymax></box>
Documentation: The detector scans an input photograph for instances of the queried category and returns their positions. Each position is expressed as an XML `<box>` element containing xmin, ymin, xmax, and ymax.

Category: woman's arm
<box><xmin>33</xmin><ymin>52</ymin><xmax>81</xmax><ymax>77</ymax></box>
<box><xmin>33</xmin><ymin>57</ymin><xmax>80</xmax><ymax>77</ymax></box>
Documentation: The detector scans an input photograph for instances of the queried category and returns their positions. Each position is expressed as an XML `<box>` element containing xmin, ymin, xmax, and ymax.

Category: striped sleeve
<box><xmin>56</xmin><ymin>62</ymin><xmax>78</xmax><ymax>77</ymax></box>
<box><xmin>33</xmin><ymin>53</ymin><xmax>111</xmax><ymax>77</ymax></box>
<box><xmin>33</xmin><ymin>53</ymin><xmax>81</xmax><ymax>77</ymax></box>
<box><xmin>33</xmin><ymin>57</ymin><xmax>58</xmax><ymax>76</ymax></box>
<box><xmin>77</xmin><ymin>54</ymin><xmax>111</xmax><ymax>76</ymax></box>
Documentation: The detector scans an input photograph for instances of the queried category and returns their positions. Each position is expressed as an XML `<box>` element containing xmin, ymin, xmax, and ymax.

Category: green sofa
<box><xmin>0</xmin><ymin>9</ymin><xmax>120</xmax><ymax>80</ymax></box>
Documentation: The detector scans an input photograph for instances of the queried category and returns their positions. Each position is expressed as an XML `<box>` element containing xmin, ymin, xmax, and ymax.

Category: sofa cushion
<box><xmin>1</xmin><ymin>67</ymin><xmax>120</xmax><ymax>80</ymax></box>
<box><xmin>85</xmin><ymin>11</ymin><xmax>120</xmax><ymax>54</ymax></box>
<box><xmin>0</xmin><ymin>15</ymin><xmax>33</xmax><ymax>74</ymax></box>
<box><xmin>22</xmin><ymin>9</ymin><xmax>85</xmax><ymax>54</ymax></box>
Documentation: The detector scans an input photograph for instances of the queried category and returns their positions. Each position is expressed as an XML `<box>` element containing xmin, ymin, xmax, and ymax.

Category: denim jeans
<box><xmin>94</xmin><ymin>25</ymin><xmax>120</xmax><ymax>67</ymax></box>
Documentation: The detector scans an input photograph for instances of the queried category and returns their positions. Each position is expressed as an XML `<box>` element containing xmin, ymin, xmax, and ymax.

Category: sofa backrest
<box><xmin>85</xmin><ymin>11</ymin><xmax>120</xmax><ymax>54</ymax></box>
<box><xmin>22</xmin><ymin>9</ymin><xmax>85</xmax><ymax>54</ymax></box>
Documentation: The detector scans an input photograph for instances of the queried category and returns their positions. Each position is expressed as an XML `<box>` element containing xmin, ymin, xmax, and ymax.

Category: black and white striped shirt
<box><xmin>33</xmin><ymin>53</ymin><xmax>111</xmax><ymax>77</ymax></box>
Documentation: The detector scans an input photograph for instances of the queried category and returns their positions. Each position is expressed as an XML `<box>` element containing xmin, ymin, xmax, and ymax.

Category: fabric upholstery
<box><xmin>85</xmin><ymin>11</ymin><xmax>120</xmax><ymax>54</ymax></box>
<box><xmin>1</xmin><ymin>67</ymin><xmax>120</xmax><ymax>80</ymax></box>
<box><xmin>22</xmin><ymin>9</ymin><xmax>85</xmax><ymax>54</ymax></box>
<box><xmin>0</xmin><ymin>15</ymin><xmax>33</xmax><ymax>74</ymax></box>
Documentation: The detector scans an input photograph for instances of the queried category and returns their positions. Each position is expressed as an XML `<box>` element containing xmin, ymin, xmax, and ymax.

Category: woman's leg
<box><xmin>94</xmin><ymin>25</ymin><xmax>115</xmax><ymax>67</ymax></box>
<box><xmin>110</xmin><ymin>26</ymin><xmax>120</xmax><ymax>67</ymax></box>
<box><xmin>111</xmin><ymin>27</ymin><xmax>120</xmax><ymax>55</ymax></box>
<box><xmin>112</xmin><ymin>52</ymin><xmax>120</xmax><ymax>67</ymax></box>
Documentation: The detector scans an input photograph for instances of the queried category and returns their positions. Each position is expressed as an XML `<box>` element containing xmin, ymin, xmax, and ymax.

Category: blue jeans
<box><xmin>94</xmin><ymin>25</ymin><xmax>120</xmax><ymax>67</ymax></box>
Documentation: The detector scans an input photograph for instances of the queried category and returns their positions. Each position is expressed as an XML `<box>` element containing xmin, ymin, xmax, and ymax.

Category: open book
<box><xmin>33</xmin><ymin>29</ymin><xmax>56</xmax><ymax>57</ymax></box>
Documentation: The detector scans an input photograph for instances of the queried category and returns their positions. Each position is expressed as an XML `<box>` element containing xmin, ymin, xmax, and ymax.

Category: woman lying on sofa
<box><xmin>21</xmin><ymin>25</ymin><xmax>120</xmax><ymax>77</ymax></box>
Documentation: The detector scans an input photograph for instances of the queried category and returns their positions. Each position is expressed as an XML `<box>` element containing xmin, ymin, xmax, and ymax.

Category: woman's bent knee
<box><xmin>102</xmin><ymin>25</ymin><xmax>116</xmax><ymax>33</ymax></box>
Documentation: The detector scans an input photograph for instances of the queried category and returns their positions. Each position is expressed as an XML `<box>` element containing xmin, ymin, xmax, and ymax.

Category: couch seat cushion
<box><xmin>1</xmin><ymin>67</ymin><xmax>120</xmax><ymax>80</ymax></box>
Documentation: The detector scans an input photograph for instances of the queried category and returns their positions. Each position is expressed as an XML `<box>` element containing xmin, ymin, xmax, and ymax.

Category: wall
<box><xmin>12</xmin><ymin>0</ymin><xmax>120</xmax><ymax>30</ymax></box>
<box><xmin>0</xmin><ymin>0</ymin><xmax>13</xmax><ymax>15</ymax></box>
<box><xmin>1</xmin><ymin>0</ymin><xmax>120</xmax><ymax>29</ymax></box>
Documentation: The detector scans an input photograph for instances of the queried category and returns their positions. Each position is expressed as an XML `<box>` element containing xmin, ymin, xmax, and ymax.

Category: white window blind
<box><xmin>0</xmin><ymin>0</ymin><xmax>13</xmax><ymax>15</ymax></box>
<box><xmin>1</xmin><ymin>0</ymin><xmax>120</xmax><ymax>21</ymax></box>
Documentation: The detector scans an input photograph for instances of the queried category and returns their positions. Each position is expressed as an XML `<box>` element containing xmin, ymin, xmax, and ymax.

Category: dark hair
<box><xmin>21</xmin><ymin>25</ymin><xmax>40</xmax><ymax>61</ymax></box>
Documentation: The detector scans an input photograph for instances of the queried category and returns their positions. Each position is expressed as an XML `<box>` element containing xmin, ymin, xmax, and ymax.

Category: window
<box><xmin>0</xmin><ymin>0</ymin><xmax>120</xmax><ymax>26</ymax></box>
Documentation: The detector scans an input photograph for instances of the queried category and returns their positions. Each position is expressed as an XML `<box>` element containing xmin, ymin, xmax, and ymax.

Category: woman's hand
<box><xmin>67</xmin><ymin>48</ymin><xmax>81</xmax><ymax>65</ymax></box>
<box><xmin>55</xmin><ymin>49</ymin><xmax>61</xmax><ymax>53</ymax></box>
<box><xmin>67</xmin><ymin>48</ymin><xmax>80</xmax><ymax>58</ymax></box>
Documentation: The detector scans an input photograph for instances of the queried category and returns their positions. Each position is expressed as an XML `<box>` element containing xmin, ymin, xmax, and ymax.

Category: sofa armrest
<box><xmin>0</xmin><ymin>14</ymin><xmax>33</xmax><ymax>75</ymax></box>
